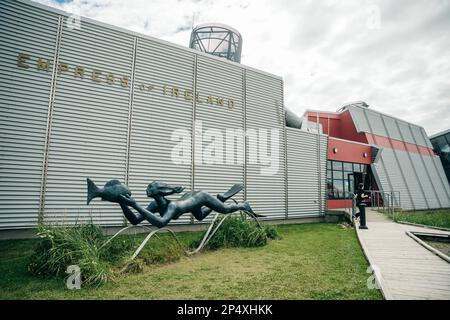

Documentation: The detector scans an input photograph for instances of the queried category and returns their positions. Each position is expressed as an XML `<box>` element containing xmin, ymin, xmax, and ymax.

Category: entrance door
<box><xmin>353</xmin><ymin>172</ymin><xmax>363</xmax><ymax>191</ymax></box>
<box><xmin>347</xmin><ymin>172</ymin><xmax>363</xmax><ymax>196</ymax></box>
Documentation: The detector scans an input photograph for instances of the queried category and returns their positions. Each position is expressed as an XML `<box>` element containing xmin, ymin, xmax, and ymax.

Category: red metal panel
<box><xmin>327</xmin><ymin>199</ymin><xmax>352</xmax><ymax>209</ymax></box>
<box><xmin>305</xmin><ymin>110</ymin><xmax>367</xmax><ymax>143</ymax></box>
<box><xmin>328</xmin><ymin>138</ymin><xmax>372</xmax><ymax>164</ymax></box>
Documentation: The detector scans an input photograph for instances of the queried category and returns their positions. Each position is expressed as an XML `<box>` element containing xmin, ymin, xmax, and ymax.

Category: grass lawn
<box><xmin>0</xmin><ymin>223</ymin><xmax>382</xmax><ymax>300</ymax></box>
<box><xmin>386</xmin><ymin>208</ymin><xmax>450</xmax><ymax>229</ymax></box>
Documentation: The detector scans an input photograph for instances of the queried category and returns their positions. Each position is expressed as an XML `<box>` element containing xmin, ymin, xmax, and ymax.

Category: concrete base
<box><xmin>324</xmin><ymin>210</ymin><xmax>348</xmax><ymax>223</ymax></box>
<box><xmin>0</xmin><ymin>216</ymin><xmax>325</xmax><ymax>240</ymax></box>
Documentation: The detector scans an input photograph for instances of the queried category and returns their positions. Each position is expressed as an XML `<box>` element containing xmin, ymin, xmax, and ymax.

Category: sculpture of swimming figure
<box><xmin>86</xmin><ymin>178</ymin><xmax>256</xmax><ymax>228</ymax></box>
<box><xmin>118</xmin><ymin>181</ymin><xmax>255</xmax><ymax>228</ymax></box>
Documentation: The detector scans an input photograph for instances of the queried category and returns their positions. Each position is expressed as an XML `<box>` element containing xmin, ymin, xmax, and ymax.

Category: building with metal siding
<box><xmin>0</xmin><ymin>0</ymin><xmax>328</xmax><ymax>231</ymax></box>
<box><xmin>286</xmin><ymin>129</ymin><xmax>327</xmax><ymax>218</ymax></box>
<box><xmin>1</xmin><ymin>1</ymin><xmax>448</xmax><ymax>233</ymax></box>
<box><xmin>305</xmin><ymin>105</ymin><xmax>450</xmax><ymax>211</ymax></box>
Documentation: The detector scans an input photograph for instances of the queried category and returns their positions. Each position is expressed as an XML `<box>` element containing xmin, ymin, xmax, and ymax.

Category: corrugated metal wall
<box><xmin>374</xmin><ymin>150</ymin><xmax>450</xmax><ymax>210</ymax></box>
<box><xmin>397</xmin><ymin>121</ymin><xmax>416</xmax><ymax>145</ymax></box>
<box><xmin>245</xmin><ymin>70</ymin><xmax>286</xmax><ymax>219</ymax></box>
<box><xmin>0</xmin><ymin>0</ymin><xmax>60</xmax><ymax>229</ymax></box>
<box><xmin>409</xmin><ymin>153</ymin><xmax>440</xmax><ymax>208</ymax></box>
<box><xmin>128</xmin><ymin>38</ymin><xmax>194</xmax><ymax>225</ymax></box>
<box><xmin>382</xmin><ymin>115</ymin><xmax>402</xmax><ymax>141</ymax></box>
<box><xmin>365</xmin><ymin>110</ymin><xmax>387</xmax><ymax>136</ymax></box>
<box><xmin>193</xmin><ymin>55</ymin><xmax>245</xmax><ymax>223</ymax></box>
<box><xmin>43</xmin><ymin>17</ymin><xmax>135</xmax><ymax>226</ymax></box>
<box><xmin>286</xmin><ymin>128</ymin><xmax>327</xmax><ymax>217</ymax></box>
<box><xmin>347</xmin><ymin>106</ymin><xmax>370</xmax><ymax>133</ymax></box>
<box><xmin>3</xmin><ymin>0</ymin><xmax>330</xmax><ymax>230</ymax></box>
<box><xmin>410</xmin><ymin>125</ymin><xmax>428</xmax><ymax>147</ymax></box>
<box><xmin>319</xmin><ymin>134</ymin><xmax>328</xmax><ymax>212</ymax></box>
<box><xmin>371</xmin><ymin>156</ymin><xmax>399</xmax><ymax>205</ymax></box>
<box><xmin>395</xmin><ymin>150</ymin><xmax>426</xmax><ymax>209</ymax></box>
<box><xmin>375</xmin><ymin>149</ymin><xmax>415</xmax><ymax>210</ymax></box>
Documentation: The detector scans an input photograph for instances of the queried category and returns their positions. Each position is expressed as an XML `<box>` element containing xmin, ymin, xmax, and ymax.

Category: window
<box><xmin>343</xmin><ymin>162</ymin><xmax>353</xmax><ymax>172</ymax></box>
<box><xmin>332</xmin><ymin>161</ymin><xmax>343</xmax><ymax>171</ymax></box>
<box><xmin>326</xmin><ymin>160</ymin><xmax>366</xmax><ymax>200</ymax></box>
<box><xmin>327</xmin><ymin>179</ymin><xmax>333</xmax><ymax>198</ymax></box>
<box><xmin>333</xmin><ymin>170</ymin><xmax>343</xmax><ymax>179</ymax></box>
<box><xmin>332</xmin><ymin>179</ymin><xmax>344</xmax><ymax>199</ymax></box>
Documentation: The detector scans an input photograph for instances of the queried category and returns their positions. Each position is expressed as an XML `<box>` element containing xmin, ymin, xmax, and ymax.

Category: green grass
<box><xmin>386</xmin><ymin>209</ymin><xmax>450</xmax><ymax>229</ymax></box>
<box><xmin>0</xmin><ymin>223</ymin><xmax>382</xmax><ymax>300</ymax></box>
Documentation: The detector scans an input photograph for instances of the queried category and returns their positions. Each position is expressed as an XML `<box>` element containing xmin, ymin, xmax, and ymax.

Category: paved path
<box><xmin>355</xmin><ymin>208</ymin><xmax>450</xmax><ymax>300</ymax></box>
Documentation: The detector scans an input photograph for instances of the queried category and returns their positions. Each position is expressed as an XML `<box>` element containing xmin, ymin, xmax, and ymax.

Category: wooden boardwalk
<box><xmin>355</xmin><ymin>208</ymin><xmax>450</xmax><ymax>300</ymax></box>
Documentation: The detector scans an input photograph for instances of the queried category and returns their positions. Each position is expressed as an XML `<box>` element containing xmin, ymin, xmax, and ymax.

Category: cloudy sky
<box><xmin>35</xmin><ymin>0</ymin><xmax>450</xmax><ymax>135</ymax></box>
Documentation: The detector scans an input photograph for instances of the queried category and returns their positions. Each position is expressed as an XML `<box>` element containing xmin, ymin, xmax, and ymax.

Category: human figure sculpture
<box><xmin>86</xmin><ymin>178</ymin><xmax>257</xmax><ymax>228</ymax></box>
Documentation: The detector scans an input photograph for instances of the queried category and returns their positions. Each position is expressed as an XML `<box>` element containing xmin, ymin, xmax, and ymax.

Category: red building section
<box><xmin>304</xmin><ymin>109</ymin><xmax>435</xmax><ymax>209</ymax></box>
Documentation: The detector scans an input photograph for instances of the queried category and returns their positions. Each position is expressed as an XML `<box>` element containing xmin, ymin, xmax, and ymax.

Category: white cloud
<box><xmin>35</xmin><ymin>0</ymin><xmax>450</xmax><ymax>135</ymax></box>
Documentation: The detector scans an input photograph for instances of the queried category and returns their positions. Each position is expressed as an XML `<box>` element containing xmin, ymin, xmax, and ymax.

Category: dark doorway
<box><xmin>347</xmin><ymin>172</ymin><xmax>364</xmax><ymax>196</ymax></box>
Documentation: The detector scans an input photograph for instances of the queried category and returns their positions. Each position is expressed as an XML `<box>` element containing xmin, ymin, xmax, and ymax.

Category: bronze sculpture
<box><xmin>87</xmin><ymin>178</ymin><xmax>257</xmax><ymax>228</ymax></box>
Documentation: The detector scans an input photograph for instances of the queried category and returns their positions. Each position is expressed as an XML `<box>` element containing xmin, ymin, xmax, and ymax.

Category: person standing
<box><xmin>354</xmin><ymin>183</ymin><xmax>369</xmax><ymax>229</ymax></box>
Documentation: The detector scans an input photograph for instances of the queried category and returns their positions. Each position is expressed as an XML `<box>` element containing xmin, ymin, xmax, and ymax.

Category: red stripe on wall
<box><xmin>366</xmin><ymin>133</ymin><xmax>434</xmax><ymax>157</ymax></box>
<box><xmin>390</xmin><ymin>139</ymin><xmax>407</xmax><ymax>151</ymax></box>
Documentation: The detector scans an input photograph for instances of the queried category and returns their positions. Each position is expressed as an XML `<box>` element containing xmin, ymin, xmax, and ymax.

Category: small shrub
<box><xmin>121</xmin><ymin>258</ymin><xmax>145</xmax><ymax>274</ymax></box>
<box><xmin>192</xmin><ymin>216</ymin><xmax>277</xmax><ymax>250</ymax></box>
<box><xmin>28</xmin><ymin>223</ymin><xmax>113</xmax><ymax>286</ymax></box>
<box><xmin>264</xmin><ymin>225</ymin><xmax>281</xmax><ymax>240</ymax></box>
<box><xmin>139</xmin><ymin>234</ymin><xmax>185</xmax><ymax>265</ymax></box>
<box><xmin>101</xmin><ymin>237</ymin><xmax>139</xmax><ymax>263</ymax></box>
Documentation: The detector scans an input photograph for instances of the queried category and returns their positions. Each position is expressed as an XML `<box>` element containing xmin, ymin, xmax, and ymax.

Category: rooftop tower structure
<box><xmin>189</xmin><ymin>23</ymin><xmax>243</xmax><ymax>63</ymax></box>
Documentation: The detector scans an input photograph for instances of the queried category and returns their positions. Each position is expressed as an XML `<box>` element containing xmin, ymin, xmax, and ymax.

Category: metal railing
<box><xmin>328</xmin><ymin>189</ymin><xmax>400</xmax><ymax>222</ymax></box>
<box><xmin>339</xmin><ymin>190</ymin><xmax>400</xmax><ymax>222</ymax></box>
<box><xmin>368</xmin><ymin>190</ymin><xmax>401</xmax><ymax>219</ymax></box>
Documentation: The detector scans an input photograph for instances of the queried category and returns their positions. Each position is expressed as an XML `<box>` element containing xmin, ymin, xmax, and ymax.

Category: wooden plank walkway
<box><xmin>355</xmin><ymin>208</ymin><xmax>450</xmax><ymax>300</ymax></box>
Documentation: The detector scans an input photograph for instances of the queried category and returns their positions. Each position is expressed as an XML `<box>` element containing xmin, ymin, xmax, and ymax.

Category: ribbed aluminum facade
<box><xmin>44</xmin><ymin>16</ymin><xmax>135</xmax><ymax>226</ymax></box>
<box><xmin>0</xmin><ymin>0</ymin><xmax>327</xmax><ymax>230</ymax></box>
<box><xmin>348</xmin><ymin>105</ymin><xmax>450</xmax><ymax>210</ymax></box>
<box><xmin>286</xmin><ymin>128</ymin><xmax>327</xmax><ymax>217</ymax></box>
<box><xmin>245</xmin><ymin>70</ymin><xmax>286</xmax><ymax>219</ymax></box>
<box><xmin>129</xmin><ymin>38</ymin><xmax>195</xmax><ymax>226</ymax></box>
<box><xmin>193</xmin><ymin>55</ymin><xmax>245</xmax><ymax>223</ymax></box>
<box><xmin>0</xmin><ymin>1</ymin><xmax>60</xmax><ymax>228</ymax></box>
